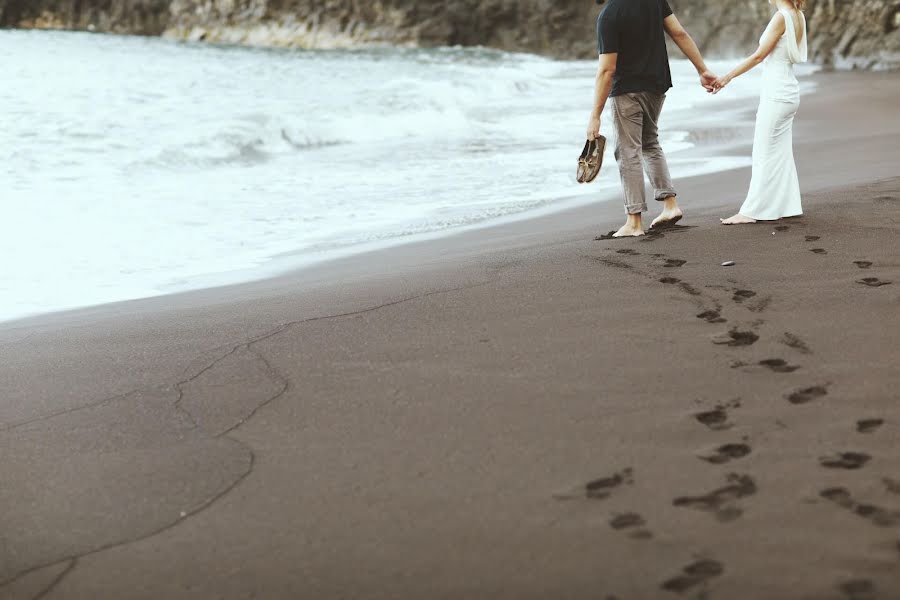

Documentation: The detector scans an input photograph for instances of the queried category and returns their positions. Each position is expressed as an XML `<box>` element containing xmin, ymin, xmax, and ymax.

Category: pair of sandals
<box><xmin>576</xmin><ymin>135</ymin><xmax>606</xmax><ymax>184</ymax></box>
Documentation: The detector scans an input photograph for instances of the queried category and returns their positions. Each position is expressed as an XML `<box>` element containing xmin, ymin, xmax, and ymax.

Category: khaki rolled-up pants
<box><xmin>611</xmin><ymin>92</ymin><xmax>677</xmax><ymax>215</ymax></box>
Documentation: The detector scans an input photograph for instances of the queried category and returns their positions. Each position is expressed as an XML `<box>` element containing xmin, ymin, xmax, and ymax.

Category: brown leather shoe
<box><xmin>576</xmin><ymin>140</ymin><xmax>591</xmax><ymax>183</ymax></box>
<box><xmin>577</xmin><ymin>136</ymin><xmax>605</xmax><ymax>183</ymax></box>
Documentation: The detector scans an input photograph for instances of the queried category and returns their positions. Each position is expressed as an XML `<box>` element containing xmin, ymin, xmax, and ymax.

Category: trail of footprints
<box><xmin>805</xmin><ymin>231</ymin><xmax>893</xmax><ymax>287</ymax></box>
<box><xmin>581</xmin><ymin>229</ymin><xmax>894</xmax><ymax>597</ymax></box>
<box><xmin>801</xmin><ymin>229</ymin><xmax>892</xmax><ymax>287</ymax></box>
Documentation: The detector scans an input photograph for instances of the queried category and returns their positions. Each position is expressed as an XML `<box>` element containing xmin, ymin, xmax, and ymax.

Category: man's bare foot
<box><xmin>613</xmin><ymin>223</ymin><xmax>645</xmax><ymax>237</ymax></box>
<box><xmin>612</xmin><ymin>214</ymin><xmax>645</xmax><ymax>238</ymax></box>
<box><xmin>720</xmin><ymin>214</ymin><xmax>757</xmax><ymax>225</ymax></box>
<box><xmin>651</xmin><ymin>198</ymin><xmax>683</xmax><ymax>229</ymax></box>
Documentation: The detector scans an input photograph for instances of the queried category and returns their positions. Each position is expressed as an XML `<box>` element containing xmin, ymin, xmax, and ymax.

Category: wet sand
<box><xmin>1</xmin><ymin>71</ymin><xmax>899</xmax><ymax>599</ymax></box>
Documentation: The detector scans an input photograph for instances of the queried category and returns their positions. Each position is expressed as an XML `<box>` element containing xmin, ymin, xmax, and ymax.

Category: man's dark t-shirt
<box><xmin>596</xmin><ymin>0</ymin><xmax>674</xmax><ymax>97</ymax></box>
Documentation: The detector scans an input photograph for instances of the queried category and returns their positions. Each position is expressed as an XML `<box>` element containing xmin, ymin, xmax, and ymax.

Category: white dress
<box><xmin>739</xmin><ymin>9</ymin><xmax>808</xmax><ymax>221</ymax></box>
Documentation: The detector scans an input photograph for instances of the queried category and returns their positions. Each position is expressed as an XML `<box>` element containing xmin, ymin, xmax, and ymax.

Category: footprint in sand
<box><xmin>658</xmin><ymin>277</ymin><xmax>701</xmax><ymax>297</ymax></box>
<box><xmin>785</xmin><ymin>385</ymin><xmax>828</xmax><ymax>405</ymax></box>
<box><xmin>857</xmin><ymin>418</ymin><xmax>884</xmax><ymax>434</ymax></box>
<box><xmin>774</xmin><ymin>225</ymin><xmax>791</xmax><ymax>232</ymax></box>
<box><xmin>805</xmin><ymin>235</ymin><xmax>821</xmax><ymax>242</ymax></box>
<box><xmin>696</xmin><ymin>409</ymin><xmax>731</xmax><ymax>430</ymax></box>
<box><xmin>672</xmin><ymin>474</ymin><xmax>757</xmax><ymax>522</ymax></box>
<box><xmin>555</xmin><ymin>468</ymin><xmax>634</xmax><ymax>501</ymax></box>
<box><xmin>732</xmin><ymin>289</ymin><xmax>757</xmax><ymax>303</ymax></box>
<box><xmin>609</xmin><ymin>512</ymin><xmax>653</xmax><ymax>540</ymax></box>
<box><xmin>857</xmin><ymin>277</ymin><xmax>892</xmax><ymax>287</ymax></box>
<box><xmin>699</xmin><ymin>443</ymin><xmax>752</xmax><ymax>465</ymax></box>
<box><xmin>810</xmin><ymin>248</ymin><xmax>828</xmax><ymax>255</ymax></box>
<box><xmin>694</xmin><ymin>400</ymin><xmax>741</xmax><ymax>431</ymax></box>
<box><xmin>883</xmin><ymin>478</ymin><xmax>900</xmax><ymax>495</ymax></box>
<box><xmin>838</xmin><ymin>579</ymin><xmax>877</xmax><ymax>600</ymax></box>
<box><xmin>747</xmin><ymin>295</ymin><xmax>773</xmax><ymax>313</ymax></box>
<box><xmin>853</xmin><ymin>261</ymin><xmax>873</xmax><ymax>269</ymax></box>
<box><xmin>664</xmin><ymin>259</ymin><xmax>687</xmax><ymax>268</ymax></box>
<box><xmin>820</xmin><ymin>452</ymin><xmax>871</xmax><ymax>470</ymax></box>
<box><xmin>711</xmin><ymin>329</ymin><xmax>759</xmax><ymax>347</ymax></box>
<box><xmin>820</xmin><ymin>487</ymin><xmax>900</xmax><ymax>527</ymax></box>
<box><xmin>585</xmin><ymin>469</ymin><xmax>634</xmax><ymax>499</ymax></box>
<box><xmin>678</xmin><ymin>282</ymin><xmax>701</xmax><ymax>296</ymax></box>
<box><xmin>643</xmin><ymin>225</ymin><xmax>696</xmax><ymax>241</ymax></box>
<box><xmin>854</xmin><ymin>504</ymin><xmax>900</xmax><ymax>527</ymax></box>
<box><xmin>758</xmin><ymin>358</ymin><xmax>800</xmax><ymax>373</ymax></box>
<box><xmin>697</xmin><ymin>310</ymin><xmax>727</xmax><ymax>324</ymax></box>
<box><xmin>660</xmin><ymin>559</ymin><xmax>725</xmax><ymax>594</ymax></box>
<box><xmin>616</xmin><ymin>249</ymin><xmax>640</xmax><ymax>256</ymax></box>
<box><xmin>781</xmin><ymin>332</ymin><xmax>812</xmax><ymax>354</ymax></box>
<box><xmin>596</xmin><ymin>257</ymin><xmax>634</xmax><ymax>269</ymax></box>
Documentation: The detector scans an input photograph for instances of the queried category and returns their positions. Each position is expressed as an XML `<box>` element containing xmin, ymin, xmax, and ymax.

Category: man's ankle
<box><xmin>663</xmin><ymin>198</ymin><xmax>680</xmax><ymax>212</ymax></box>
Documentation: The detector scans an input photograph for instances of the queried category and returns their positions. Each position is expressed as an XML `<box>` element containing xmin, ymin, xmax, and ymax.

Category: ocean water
<box><xmin>1</xmin><ymin>30</ymin><xmax>793</xmax><ymax>322</ymax></box>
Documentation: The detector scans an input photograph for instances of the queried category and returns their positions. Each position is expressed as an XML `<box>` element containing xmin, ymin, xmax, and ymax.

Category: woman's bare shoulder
<box><xmin>768</xmin><ymin>11</ymin><xmax>787</xmax><ymax>31</ymax></box>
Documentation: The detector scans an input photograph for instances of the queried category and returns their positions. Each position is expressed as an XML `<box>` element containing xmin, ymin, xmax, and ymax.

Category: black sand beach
<box><xmin>2</xmin><ymin>71</ymin><xmax>899</xmax><ymax>599</ymax></box>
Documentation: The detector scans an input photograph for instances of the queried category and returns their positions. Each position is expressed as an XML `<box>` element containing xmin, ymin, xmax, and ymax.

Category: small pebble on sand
<box><xmin>722</xmin><ymin>261</ymin><xmax>736</xmax><ymax>267</ymax></box>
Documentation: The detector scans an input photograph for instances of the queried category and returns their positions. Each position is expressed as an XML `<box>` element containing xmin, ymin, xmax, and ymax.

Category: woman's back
<box><xmin>761</xmin><ymin>9</ymin><xmax>808</xmax><ymax>102</ymax></box>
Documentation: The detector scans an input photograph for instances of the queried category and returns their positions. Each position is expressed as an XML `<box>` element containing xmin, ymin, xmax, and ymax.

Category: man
<box><xmin>587</xmin><ymin>0</ymin><xmax>716</xmax><ymax>237</ymax></box>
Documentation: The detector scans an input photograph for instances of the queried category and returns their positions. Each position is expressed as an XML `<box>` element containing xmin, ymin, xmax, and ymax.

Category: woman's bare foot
<box><xmin>720</xmin><ymin>214</ymin><xmax>757</xmax><ymax>225</ymax></box>
<box><xmin>613</xmin><ymin>214</ymin><xmax>645</xmax><ymax>237</ymax></box>
<box><xmin>651</xmin><ymin>198</ymin><xmax>683</xmax><ymax>229</ymax></box>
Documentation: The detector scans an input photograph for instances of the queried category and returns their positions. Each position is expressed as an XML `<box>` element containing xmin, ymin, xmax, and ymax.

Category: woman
<box><xmin>714</xmin><ymin>0</ymin><xmax>808</xmax><ymax>225</ymax></box>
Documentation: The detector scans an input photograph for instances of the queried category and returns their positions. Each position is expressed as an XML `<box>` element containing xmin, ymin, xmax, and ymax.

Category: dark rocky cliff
<box><xmin>2</xmin><ymin>0</ymin><xmax>898</xmax><ymax>69</ymax></box>
<box><xmin>0</xmin><ymin>0</ymin><xmax>169</xmax><ymax>35</ymax></box>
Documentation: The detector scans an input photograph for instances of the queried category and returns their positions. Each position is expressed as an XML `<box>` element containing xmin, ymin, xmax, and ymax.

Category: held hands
<box><xmin>699</xmin><ymin>70</ymin><xmax>733</xmax><ymax>94</ymax></box>
<box><xmin>586</xmin><ymin>114</ymin><xmax>601</xmax><ymax>141</ymax></box>
<box><xmin>709</xmin><ymin>74</ymin><xmax>732</xmax><ymax>94</ymax></box>
<box><xmin>699</xmin><ymin>70</ymin><xmax>718</xmax><ymax>93</ymax></box>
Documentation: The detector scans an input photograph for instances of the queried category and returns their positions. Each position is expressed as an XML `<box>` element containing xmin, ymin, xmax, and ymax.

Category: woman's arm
<box><xmin>712</xmin><ymin>13</ymin><xmax>786</xmax><ymax>93</ymax></box>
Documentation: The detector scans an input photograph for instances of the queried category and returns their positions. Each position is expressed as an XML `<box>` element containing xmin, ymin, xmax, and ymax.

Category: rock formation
<box><xmin>1</xmin><ymin>0</ymin><xmax>898</xmax><ymax>69</ymax></box>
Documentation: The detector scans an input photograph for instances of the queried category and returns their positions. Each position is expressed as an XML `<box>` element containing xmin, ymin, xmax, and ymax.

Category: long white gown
<box><xmin>739</xmin><ymin>9</ymin><xmax>808</xmax><ymax>221</ymax></box>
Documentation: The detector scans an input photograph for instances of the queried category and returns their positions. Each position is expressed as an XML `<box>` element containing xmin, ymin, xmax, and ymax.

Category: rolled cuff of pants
<box><xmin>617</xmin><ymin>156</ymin><xmax>646</xmax><ymax>214</ymax></box>
<box><xmin>655</xmin><ymin>189</ymin><xmax>677</xmax><ymax>201</ymax></box>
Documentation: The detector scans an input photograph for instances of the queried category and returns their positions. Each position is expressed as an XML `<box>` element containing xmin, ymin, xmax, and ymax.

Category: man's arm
<box><xmin>586</xmin><ymin>52</ymin><xmax>617</xmax><ymax>140</ymax></box>
<box><xmin>663</xmin><ymin>14</ymin><xmax>716</xmax><ymax>90</ymax></box>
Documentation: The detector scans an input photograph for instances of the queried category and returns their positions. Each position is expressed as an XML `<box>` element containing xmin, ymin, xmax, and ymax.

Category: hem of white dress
<box><xmin>742</xmin><ymin>211</ymin><xmax>803</xmax><ymax>221</ymax></box>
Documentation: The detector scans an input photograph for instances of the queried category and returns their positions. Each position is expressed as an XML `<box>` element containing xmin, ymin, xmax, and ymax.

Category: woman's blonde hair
<box><xmin>792</xmin><ymin>0</ymin><xmax>806</xmax><ymax>10</ymax></box>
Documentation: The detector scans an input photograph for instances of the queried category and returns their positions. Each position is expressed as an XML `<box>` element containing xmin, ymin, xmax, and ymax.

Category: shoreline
<box><xmin>0</xmin><ymin>33</ymin><xmax>771</xmax><ymax>327</ymax></box>
<box><xmin>1</xmin><ymin>70</ymin><xmax>899</xmax><ymax>599</ymax></box>
<box><xmin>1</xmin><ymin>61</ymin><xmax>765</xmax><ymax>329</ymax></box>
<box><xmin>0</xmin><ymin>70</ymin><xmax>887</xmax><ymax>333</ymax></box>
